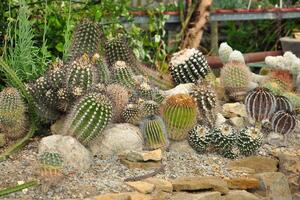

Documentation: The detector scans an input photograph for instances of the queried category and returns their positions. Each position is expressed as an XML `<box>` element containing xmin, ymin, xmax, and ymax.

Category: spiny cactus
<box><xmin>220</xmin><ymin>61</ymin><xmax>251</xmax><ymax>101</ymax></box>
<box><xmin>140</xmin><ymin>100</ymin><xmax>159</xmax><ymax>117</ymax></box>
<box><xmin>95</xmin><ymin>59</ymin><xmax>111</xmax><ymax>84</ymax></box>
<box><xmin>140</xmin><ymin>115</ymin><xmax>168</xmax><ymax>150</ymax></box>
<box><xmin>282</xmin><ymin>92</ymin><xmax>300</xmax><ymax>109</ymax></box>
<box><xmin>68</xmin><ymin>19</ymin><xmax>104</xmax><ymax>61</ymax></box>
<box><xmin>237</xmin><ymin>127</ymin><xmax>263</xmax><ymax>156</ymax></box>
<box><xmin>275</xmin><ymin>96</ymin><xmax>293</xmax><ymax>112</ymax></box>
<box><xmin>152</xmin><ymin>88</ymin><xmax>165</xmax><ymax>104</ymax></box>
<box><xmin>218</xmin><ymin>146</ymin><xmax>240</xmax><ymax>159</ymax></box>
<box><xmin>122</xmin><ymin>103</ymin><xmax>141</xmax><ymax>125</ymax></box>
<box><xmin>106</xmin><ymin>84</ymin><xmax>129</xmax><ymax>122</ymax></box>
<box><xmin>137</xmin><ymin>82</ymin><xmax>153</xmax><ymax>100</ymax></box>
<box><xmin>46</xmin><ymin>58</ymin><xmax>65</xmax><ymax>90</ymax></box>
<box><xmin>271</xmin><ymin>110</ymin><xmax>297</xmax><ymax>135</ymax></box>
<box><xmin>39</xmin><ymin>152</ymin><xmax>63</xmax><ymax>176</ymax></box>
<box><xmin>0</xmin><ymin>87</ymin><xmax>28</xmax><ymax>140</ymax></box>
<box><xmin>218</xmin><ymin>42</ymin><xmax>233</xmax><ymax>64</ymax></box>
<box><xmin>245</xmin><ymin>87</ymin><xmax>276</xmax><ymax>122</ymax></box>
<box><xmin>65</xmin><ymin>93</ymin><xmax>112</xmax><ymax>145</ymax></box>
<box><xmin>188</xmin><ymin>124</ymin><xmax>210</xmax><ymax>153</ymax></box>
<box><xmin>105</xmin><ymin>35</ymin><xmax>138</xmax><ymax>71</ymax></box>
<box><xmin>66</xmin><ymin>54</ymin><xmax>99</xmax><ymax>99</ymax></box>
<box><xmin>262</xmin><ymin>81</ymin><xmax>284</xmax><ymax>96</ymax></box>
<box><xmin>269</xmin><ymin>69</ymin><xmax>294</xmax><ymax>91</ymax></box>
<box><xmin>161</xmin><ymin>94</ymin><xmax>197</xmax><ymax>141</ymax></box>
<box><xmin>208</xmin><ymin>124</ymin><xmax>237</xmax><ymax>150</ymax></box>
<box><xmin>169</xmin><ymin>48</ymin><xmax>210</xmax><ymax>85</ymax></box>
<box><xmin>112</xmin><ymin>61</ymin><xmax>136</xmax><ymax>89</ymax></box>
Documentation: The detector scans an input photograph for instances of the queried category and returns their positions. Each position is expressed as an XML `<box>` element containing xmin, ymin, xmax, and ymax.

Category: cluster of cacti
<box><xmin>220</xmin><ymin>61</ymin><xmax>251</xmax><ymax>101</ymax></box>
<box><xmin>271</xmin><ymin>110</ymin><xmax>297</xmax><ymax>136</ymax></box>
<box><xmin>64</xmin><ymin>93</ymin><xmax>112</xmax><ymax>145</ymax></box>
<box><xmin>188</xmin><ymin>124</ymin><xmax>210</xmax><ymax>153</ymax></box>
<box><xmin>0</xmin><ymin>87</ymin><xmax>28</xmax><ymax>140</ymax></box>
<box><xmin>161</xmin><ymin>94</ymin><xmax>197</xmax><ymax>141</ymax></box>
<box><xmin>68</xmin><ymin>19</ymin><xmax>104</xmax><ymax>61</ymax></box>
<box><xmin>245</xmin><ymin>87</ymin><xmax>276</xmax><ymax>122</ymax></box>
<box><xmin>169</xmin><ymin>48</ymin><xmax>210</xmax><ymax>85</ymax></box>
<box><xmin>112</xmin><ymin>61</ymin><xmax>136</xmax><ymax>89</ymax></box>
<box><xmin>237</xmin><ymin>127</ymin><xmax>263</xmax><ymax>156</ymax></box>
<box><xmin>39</xmin><ymin>152</ymin><xmax>63</xmax><ymax>176</ymax></box>
<box><xmin>140</xmin><ymin>115</ymin><xmax>168</xmax><ymax>150</ymax></box>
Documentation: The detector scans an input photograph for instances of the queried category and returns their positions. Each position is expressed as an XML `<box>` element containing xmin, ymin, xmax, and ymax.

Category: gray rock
<box><xmin>266</xmin><ymin>132</ymin><xmax>284</xmax><ymax>147</ymax></box>
<box><xmin>38</xmin><ymin>135</ymin><xmax>92</xmax><ymax>171</ymax></box>
<box><xmin>222</xmin><ymin>190</ymin><xmax>259</xmax><ymax>200</ymax></box>
<box><xmin>89</xmin><ymin>123</ymin><xmax>144</xmax><ymax>157</ymax></box>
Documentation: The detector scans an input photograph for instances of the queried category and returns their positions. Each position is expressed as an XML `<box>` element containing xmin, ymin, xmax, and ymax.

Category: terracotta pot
<box><xmin>280</xmin><ymin>7</ymin><xmax>297</xmax><ymax>12</ymax></box>
<box><xmin>215</xmin><ymin>9</ymin><xmax>234</xmax><ymax>14</ymax></box>
<box><xmin>129</xmin><ymin>11</ymin><xmax>147</xmax><ymax>16</ymax></box>
<box><xmin>234</xmin><ymin>9</ymin><xmax>250</xmax><ymax>13</ymax></box>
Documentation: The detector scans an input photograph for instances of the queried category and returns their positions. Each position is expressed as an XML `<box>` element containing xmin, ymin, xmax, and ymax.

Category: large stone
<box><xmin>222</xmin><ymin>102</ymin><xmax>247</xmax><ymax>118</ymax></box>
<box><xmin>126</xmin><ymin>181</ymin><xmax>155</xmax><ymax>194</ymax></box>
<box><xmin>124</xmin><ymin>149</ymin><xmax>162</xmax><ymax>162</ymax></box>
<box><xmin>222</xmin><ymin>190</ymin><xmax>259</xmax><ymax>200</ymax></box>
<box><xmin>38</xmin><ymin>135</ymin><xmax>92</xmax><ymax>171</ymax></box>
<box><xmin>266</xmin><ymin>132</ymin><xmax>284</xmax><ymax>147</ymax></box>
<box><xmin>144</xmin><ymin>178</ymin><xmax>173</xmax><ymax>193</ymax></box>
<box><xmin>255</xmin><ymin>172</ymin><xmax>292</xmax><ymax>200</ymax></box>
<box><xmin>171</xmin><ymin>192</ymin><xmax>221</xmax><ymax>200</ymax></box>
<box><xmin>89</xmin><ymin>124</ymin><xmax>144</xmax><ymax>157</ymax></box>
<box><xmin>119</xmin><ymin>155</ymin><xmax>162</xmax><ymax>170</ymax></box>
<box><xmin>50</xmin><ymin>116</ymin><xmax>66</xmax><ymax>135</ymax></box>
<box><xmin>171</xmin><ymin>176</ymin><xmax>229</xmax><ymax>194</ymax></box>
<box><xmin>225</xmin><ymin>177</ymin><xmax>260</xmax><ymax>190</ymax></box>
<box><xmin>88</xmin><ymin>193</ymin><xmax>130</xmax><ymax>200</ymax></box>
<box><xmin>227</xmin><ymin>156</ymin><xmax>278</xmax><ymax>173</ymax></box>
<box><xmin>0</xmin><ymin>133</ymin><xmax>5</xmax><ymax>147</ymax></box>
<box><xmin>229</xmin><ymin>117</ymin><xmax>245</xmax><ymax>128</ymax></box>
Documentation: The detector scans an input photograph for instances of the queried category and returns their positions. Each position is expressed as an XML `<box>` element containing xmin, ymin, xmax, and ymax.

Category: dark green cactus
<box><xmin>237</xmin><ymin>127</ymin><xmax>263</xmax><ymax>156</ymax></box>
<box><xmin>112</xmin><ymin>61</ymin><xmax>136</xmax><ymax>89</ymax></box>
<box><xmin>138</xmin><ymin>82</ymin><xmax>153</xmax><ymax>100</ymax></box>
<box><xmin>218</xmin><ymin>146</ymin><xmax>240</xmax><ymax>159</ymax></box>
<box><xmin>188</xmin><ymin>124</ymin><xmax>210</xmax><ymax>153</ymax></box>
<box><xmin>122</xmin><ymin>103</ymin><xmax>141</xmax><ymax>125</ymax></box>
<box><xmin>169</xmin><ymin>48</ymin><xmax>210</xmax><ymax>84</ymax></box>
<box><xmin>208</xmin><ymin>124</ymin><xmax>237</xmax><ymax>150</ymax></box>
<box><xmin>39</xmin><ymin>152</ymin><xmax>63</xmax><ymax>176</ymax></box>
<box><xmin>65</xmin><ymin>93</ymin><xmax>112</xmax><ymax>145</ymax></box>
<box><xmin>95</xmin><ymin>58</ymin><xmax>111</xmax><ymax>84</ymax></box>
<box><xmin>140</xmin><ymin>115</ymin><xmax>168</xmax><ymax>150</ymax></box>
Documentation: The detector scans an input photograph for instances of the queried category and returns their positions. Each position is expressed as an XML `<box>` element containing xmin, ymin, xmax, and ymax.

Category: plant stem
<box><xmin>0</xmin><ymin>180</ymin><xmax>39</xmax><ymax>197</ymax></box>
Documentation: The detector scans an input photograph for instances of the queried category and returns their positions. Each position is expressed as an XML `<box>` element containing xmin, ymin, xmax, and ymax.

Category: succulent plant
<box><xmin>152</xmin><ymin>88</ymin><xmax>165</xmax><ymax>103</ymax></box>
<box><xmin>95</xmin><ymin>58</ymin><xmax>111</xmax><ymax>84</ymax></box>
<box><xmin>208</xmin><ymin>124</ymin><xmax>237</xmax><ymax>150</ymax></box>
<box><xmin>237</xmin><ymin>127</ymin><xmax>263</xmax><ymax>156</ymax></box>
<box><xmin>137</xmin><ymin>82</ymin><xmax>153</xmax><ymax>100</ymax></box>
<box><xmin>228</xmin><ymin>50</ymin><xmax>245</xmax><ymax>64</ymax></box>
<box><xmin>0</xmin><ymin>87</ymin><xmax>28</xmax><ymax>140</ymax></box>
<box><xmin>39</xmin><ymin>152</ymin><xmax>63</xmax><ymax>176</ymax></box>
<box><xmin>282</xmin><ymin>92</ymin><xmax>300</xmax><ymax>109</ymax></box>
<box><xmin>188</xmin><ymin>124</ymin><xmax>210</xmax><ymax>153</ymax></box>
<box><xmin>269</xmin><ymin>69</ymin><xmax>294</xmax><ymax>91</ymax></box>
<box><xmin>46</xmin><ymin>58</ymin><xmax>65</xmax><ymax>90</ymax></box>
<box><xmin>140</xmin><ymin>115</ymin><xmax>168</xmax><ymax>150</ymax></box>
<box><xmin>274</xmin><ymin>96</ymin><xmax>293</xmax><ymax>112</ymax></box>
<box><xmin>218</xmin><ymin>42</ymin><xmax>233</xmax><ymax>64</ymax></box>
<box><xmin>220</xmin><ymin>61</ymin><xmax>251</xmax><ymax>101</ymax></box>
<box><xmin>271</xmin><ymin>110</ymin><xmax>297</xmax><ymax>135</ymax></box>
<box><xmin>112</xmin><ymin>61</ymin><xmax>136</xmax><ymax>89</ymax></box>
<box><xmin>245</xmin><ymin>87</ymin><xmax>276</xmax><ymax>122</ymax></box>
<box><xmin>169</xmin><ymin>48</ymin><xmax>210</xmax><ymax>85</ymax></box>
<box><xmin>122</xmin><ymin>103</ymin><xmax>141</xmax><ymax>125</ymax></box>
<box><xmin>65</xmin><ymin>93</ymin><xmax>112</xmax><ymax>145</ymax></box>
<box><xmin>68</xmin><ymin>19</ymin><xmax>104</xmax><ymax>61</ymax></box>
<box><xmin>262</xmin><ymin>81</ymin><xmax>284</xmax><ymax>96</ymax></box>
<box><xmin>105</xmin><ymin>35</ymin><xmax>138</xmax><ymax>71</ymax></box>
<box><xmin>218</xmin><ymin>146</ymin><xmax>240</xmax><ymax>159</ymax></box>
<box><xmin>140</xmin><ymin>100</ymin><xmax>159</xmax><ymax>117</ymax></box>
<box><xmin>161</xmin><ymin>94</ymin><xmax>197</xmax><ymax>141</ymax></box>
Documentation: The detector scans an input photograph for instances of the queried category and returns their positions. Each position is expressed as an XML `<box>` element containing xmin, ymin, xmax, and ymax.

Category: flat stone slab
<box><xmin>171</xmin><ymin>192</ymin><xmax>221</xmax><ymax>200</ymax></box>
<box><xmin>225</xmin><ymin>177</ymin><xmax>260</xmax><ymax>190</ymax></box>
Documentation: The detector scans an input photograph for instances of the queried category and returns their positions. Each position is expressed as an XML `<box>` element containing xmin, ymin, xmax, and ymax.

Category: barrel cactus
<box><xmin>161</xmin><ymin>94</ymin><xmax>197</xmax><ymax>141</ymax></box>
<box><xmin>237</xmin><ymin>127</ymin><xmax>263</xmax><ymax>156</ymax></box>
<box><xmin>208</xmin><ymin>124</ymin><xmax>237</xmax><ymax>151</ymax></box>
<box><xmin>112</xmin><ymin>61</ymin><xmax>136</xmax><ymax>89</ymax></box>
<box><xmin>271</xmin><ymin>110</ymin><xmax>297</xmax><ymax>135</ymax></box>
<box><xmin>140</xmin><ymin>100</ymin><xmax>159</xmax><ymax>117</ymax></box>
<box><xmin>220</xmin><ymin>61</ymin><xmax>251</xmax><ymax>101</ymax></box>
<box><xmin>245</xmin><ymin>87</ymin><xmax>276</xmax><ymax>122</ymax></box>
<box><xmin>274</xmin><ymin>96</ymin><xmax>293</xmax><ymax>112</ymax></box>
<box><xmin>0</xmin><ymin>87</ymin><xmax>28</xmax><ymax>140</ymax></box>
<box><xmin>169</xmin><ymin>48</ymin><xmax>210</xmax><ymax>85</ymax></box>
<box><xmin>219</xmin><ymin>146</ymin><xmax>240</xmax><ymax>159</ymax></box>
<box><xmin>140</xmin><ymin>115</ymin><xmax>168</xmax><ymax>150</ymax></box>
<box><xmin>39</xmin><ymin>152</ymin><xmax>63</xmax><ymax>176</ymax></box>
<box><xmin>188</xmin><ymin>124</ymin><xmax>210</xmax><ymax>153</ymax></box>
<box><xmin>282</xmin><ymin>92</ymin><xmax>300</xmax><ymax>109</ymax></box>
<box><xmin>122</xmin><ymin>103</ymin><xmax>141</xmax><ymax>125</ymax></box>
<box><xmin>65</xmin><ymin>93</ymin><xmax>112</xmax><ymax>145</ymax></box>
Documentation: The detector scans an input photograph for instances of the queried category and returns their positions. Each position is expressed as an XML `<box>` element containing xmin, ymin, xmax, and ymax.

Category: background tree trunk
<box><xmin>180</xmin><ymin>0</ymin><xmax>213</xmax><ymax>49</ymax></box>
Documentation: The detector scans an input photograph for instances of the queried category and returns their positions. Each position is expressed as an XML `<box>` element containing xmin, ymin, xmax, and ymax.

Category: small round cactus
<box><xmin>188</xmin><ymin>124</ymin><xmax>210</xmax><ymax>153</ymax></box>
<box><xmin>271</xmin><ymin>110</ymin><xmax>297</xmax><ymax>135</ymax></box>
<box><xmin>208</xmin><ymin>124</ymin><xmax>237</xmax><ymax>151</ymax></box>
<box><xmin>237</xmin><ymin>127</ymin><xmax>263</xmax><ymax>156</ymax></box>
<box><xmin>112</xmin><ymin>61</ymin><xmax>136</xmax><ymax>89</ymax></box>
<box><xmin>169</xmin><ymin>48</ymin><xmax>210</xmax><ymax>85</ymax></box>
<box><xmin>122</xmin><ymin>103</ymin><xmax>141</xmax><ymax>125</ymax></box>
<box><xmin>220</xmin><ymin>61</ymin><xmax>251</xmax><ymax>101</ymax></box>
<box><xmin>218</xmin><ymin>146</ymin><xmax>240</xmax><ymax>159</ymax></box>
<box><xmin>65</xmin><ymin>93</ymin><xmax>112</xmax><ymax>145</ymax></box>
<box><xmin>282</xmin><ymin>92</ymin><xmax>300</xmax><ymax>109</ymax></box>
<box><xmin>39</xmin><ymin>152</ymin><xmax>63</xmax><ymax>176</ymax></box>
<box><xmin>137</xmin><ymin>82</ymin><xmax>153</xmax><ymax>100</ymax></box>
<box><xmin>245</xmin><ymin>87</ymin><xmax>276</xmax><ymax>122</ymax></box>
<box><xmin>274</xmin><ymin>96</ymin><xmax>293</xmax><ymax>112</ymax></box>
<box><xmin>161</xmin><ymin>94</ymin><xmax>197</xmax><ymax>141</ymax></box>
<box><xmin>140</xmin><ymin>100</ymin><xmax>159</xmax><ymax>117</ymax></box>
<box><xmin>140</xmin><ymin>115</ymin><xmax>168</xmax><ymax>150</ymax></box>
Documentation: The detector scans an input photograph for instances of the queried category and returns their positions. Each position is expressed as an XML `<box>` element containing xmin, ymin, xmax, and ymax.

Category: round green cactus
<box><xmin>237</xmin><ymin>127</ymin><xmax>263</xmax><ymax>156</ymax></box>
<box><xmin>208</xmin><ymin>124</ymin><xmax>237</xmax><ymax>151</ymax></box>
<box><xmin>112</xmin><ymin>61</ymin><xmax>136</xmax><ymax>89</ymax></box>
<box><xmin>141</xmin><ymin>100</ymin><xmax>159</xmax><ymax>117</ymax></box>
<box><xmin>188</xmin><ymin>124</ymin><xmax>210</xmax><ymax>153</ymax></box>
<box><xmin>140</xmin><ymin>115</ymin><xmax>168</xmax><ymax>150</ymax></box>
<box><xmin>65</xmin><ymin>93</ymin><xmax>112</xmax><ymax>145</ymax></box>
<box><xmin>39</xmin><ymin>152</ymin><xmax>63</xmax><ymax>176</ymax></box>
<box><xmin>122</xmin><ymin>103</ymin><xmax>141</xmax><ymax>125</ymax></box>
<box><xmin>161</xmin><ymin>94</ymin><xmax>197</xmax><ymax>141</ymax></box>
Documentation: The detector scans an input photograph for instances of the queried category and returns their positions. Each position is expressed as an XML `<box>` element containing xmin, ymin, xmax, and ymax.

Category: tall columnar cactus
<box><xmin>283</xmin><ymin>92</ymin><xmax>300</xmax><ymax>109</ymax></box>
<box><xmin>140</xmin><ymin>100</ymin><xmax>159</xmax><ymax>117</ymax></box>
<box><xmin>161</xmin><ymin>94</ymin><xmax>197</xmax><ymax>141</ymax></box>
<box><xmin>188</xmin><ymin>124</ymin><xmax>210</xmax><ymax>153</ymax></box>
<box><xmin>39</xmin><ymin>152</ymin><xmax>63</xmax><ymax>176</ymax></box>
<box><xmin>245</xmin><ymin>87</ymin><xmax>276</xmax><ymax>122</ymax></box>
<box><xmin>275</xmin><ymin>96</ymin><xmax>293</xmax><ymax>112</ymax></box>
<box><xmin>237</xmin><ymin>127</ymin><xmax>263</xmax><ymax>156</ymax></box>
<box><xmin>65</xmin><ymin>93</ymin><xmax>112</xmax><ymax>145</ymax></box>
<box><xmin>95</xmin><ymin>59</ymin><xmax>111</xmax><ymax>84</ymax></box>
<box><xmin>66</xmin><ymin>54</ymin><xmax>99</xmax><ymax>99</ymax></box>
<box><xmin>220</xmin><ymin>61</ymin><xmax>251</xmax><ymax>101</ymax></box>
<box><xmin>68</xmin><ymin>19</ymin><xmax>104</xmax><ymax>61</ymax></box>
<box><xmin>169</xmin><ymin>48</ymin><xmax>210</xmax><ymax>85</ymax></box>
<box><xmin>122</xmin><ymin>103</ymin><xmax>141</xmax><ymax>125</ymax></box>
<box><xmin>106</xmin><ymin>84</ymin><xmax>129</xmax><ymax>122</ymax></box>
<box><xmin>271</xmin><ymin>110</ymin><xmax>297</xmax><ymax>136</ymax></box>
<box><xmin>208</xmin><ymin>124</ymin><xmax>237</xmax><ymax>151</ymax></box>
<box><xmin>140</xmin><ymin>115</ymin><xmax>168</xmax><ymax>150</ymax></box>
<box><xmin>105</xmin><ymin>35</ymin><xmax>138</xmax><ymax>70</ymax></box>
<box><xmin>191</xmin><ymin>81</ymin><xmax>218</xmax><ymax>127</ymax></box>
<box><xmin>0</xmin><ymin>87</ymin><xmax>28</xmax><ymax>140</ymax></box>
<box><xmin>112</xmin><ymin>61</ymin><xmax>136</xmax><ymax>89</ymax></box>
